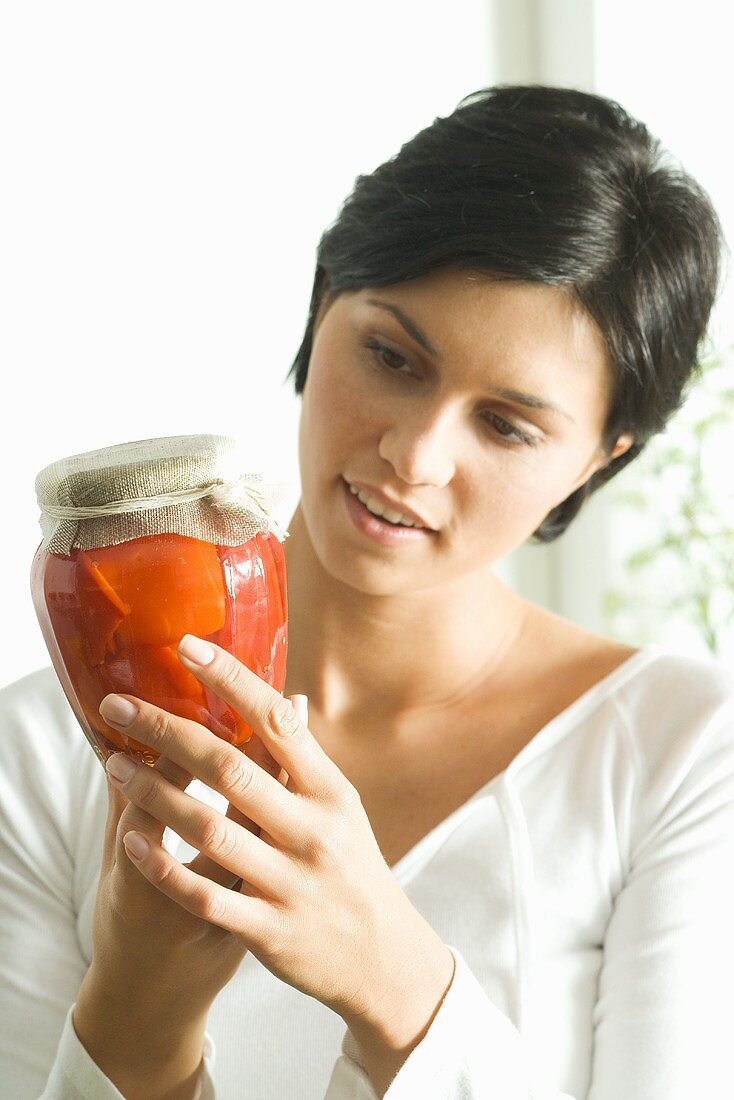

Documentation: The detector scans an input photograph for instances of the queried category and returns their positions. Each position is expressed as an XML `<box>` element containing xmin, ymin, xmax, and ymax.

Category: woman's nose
<box><xmin>377</xmin><ymin>408</ymin><xmax>457</xmax><ymax>488</ymax></box>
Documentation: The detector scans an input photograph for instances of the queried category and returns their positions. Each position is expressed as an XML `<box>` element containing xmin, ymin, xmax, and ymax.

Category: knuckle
<box><xmin>218</xmin><ymin>659</ymin><xmax>249</xmax><ymax>697</ymax></box>
<box><xmin>325</xmin><ymin>777</ymin><xmax>363</xmax><ymax>817</ymax></box>
<box><xmin>309</xmin><ymin>791</ymin><xmax>363</xmax><ymax>864</ymax></box>
<box><xmin>133</xmin><ymin>773</ymin><xmax>164</xmax><ymax>814</ymax></box>
<box><xmin>210</xmin><ymin>748</ymin><xmax>256</xmax><ymax>797</ymax></box>
<box><xmin>147</xmin><ymin>854</ymin><xmax>177</xmax><ymax>892</ymax></box>
<box><xmin>313</xmin><ymin>835</ymin><xmax>336</xmax><ymax>865</ymax></box>
<box><xmin>199</xmin><ymin>886</ymin><xmax>231</xmax><ymax>925</ymax></box>
<box><xmin>334</xmin><ymin>777</ymin><xmax>362</xmax><ymax>811</ymax></box>
<box><xmin>117</xmin><ymin>800</ymin><xmax>143</xmax><ymax>834</ymax></box>
<box><xmin>267</xmin><ymin>696</ymin><xmax>301</xmax><ymax>739</ymax></box>
<box><xmin>145</xmin><ymin>708</ymin><xmax>175</xmax><ymax>749</ymax></box>
<box><xmin>291</xmin><ymin>857</ymin><xmax>319</xmax><ymax>904</ymax></box>
<box><xmin>198</xmin><ymin>813</ymin><xmax>233</xmax><ymax>858</ymax></box>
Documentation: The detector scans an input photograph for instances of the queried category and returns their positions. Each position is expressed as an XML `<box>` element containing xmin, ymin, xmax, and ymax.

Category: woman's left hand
<box><xmin>99</xmin><ymin>633</ymin><xmax>453</xmax><ymax>1035</ymax></box>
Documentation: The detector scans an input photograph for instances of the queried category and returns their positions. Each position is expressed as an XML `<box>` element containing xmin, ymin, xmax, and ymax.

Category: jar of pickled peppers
<box><xmin>30</xmin><ymin>434</ymin><xmax>289</xmax><ymax>768</ymax></box>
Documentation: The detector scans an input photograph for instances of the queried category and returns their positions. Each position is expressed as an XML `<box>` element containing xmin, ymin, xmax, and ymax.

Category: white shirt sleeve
<box><xmin>324</xmin><ymin>944</ymin><xmax>568</xmax><ymax>1100</ymax></box>
<box><xmin>587</xmin><ymin>690</ymin><xmax>734</xmax><ymax>1098</ymax></box>
<box><xmin>38</xmin><ymin>1005</ymin><xmax>217</xmax><ymax>1100</ymax></box>
<box><xmin>0</xmin><ymin>669</ymin><xmax>218</xmax><ymax>1099</ymax></box>
<box><xmin>0</xmin><ymin>670</ymin><xmax>96</xmax><ymax>1097</ymax></box>
<box><xmin>324</xmin><ymin>693</ymin><xmax>734</xmax><ymax>1100</ymax></box>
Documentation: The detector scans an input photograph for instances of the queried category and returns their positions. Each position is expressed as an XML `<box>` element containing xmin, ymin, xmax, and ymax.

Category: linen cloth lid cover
<box><xmin>34</xmin><ymin>433</ymin><xmax>291</xmax><ymax>556</ymax></box>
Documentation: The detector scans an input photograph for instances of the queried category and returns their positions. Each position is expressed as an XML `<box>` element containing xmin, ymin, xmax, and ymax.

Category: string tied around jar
<box><xmin>38</xmin><ymin>474</ymin><xmax>290</xmax><ymax>541</ymax></box>
<box><xmin>34</xmin><ymin>434</ymin><xmax>293</xmax><ymax>555</ymax></box>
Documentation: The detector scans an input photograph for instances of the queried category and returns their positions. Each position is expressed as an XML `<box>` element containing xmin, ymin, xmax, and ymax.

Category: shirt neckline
<box><xmin>389</xmin><ymin>642</ymin><xmax>665</xmax><ymax>883</ymax></box>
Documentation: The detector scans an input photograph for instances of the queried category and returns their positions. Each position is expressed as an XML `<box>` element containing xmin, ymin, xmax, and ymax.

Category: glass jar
<box><xmin>30</xmin><ymin>434</ymin><xmax>289</xmax><ymax>768</ymax></box>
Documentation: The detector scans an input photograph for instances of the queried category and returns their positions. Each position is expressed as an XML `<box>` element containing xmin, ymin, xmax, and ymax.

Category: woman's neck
<box><xmin>281</xmin><ymin>505</ymin><xmax>529</xmax><ymax>734</ymax></box>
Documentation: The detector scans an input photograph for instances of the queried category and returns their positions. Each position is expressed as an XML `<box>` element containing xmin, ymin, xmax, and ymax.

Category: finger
<box><xmin>98</xmin><ymin>692</ymin><xmax>308</xmax><ymax>850</ymax></box>
<box><xmin>107</xmin><ymin>752</ymin><xmax>237</xmax><ymax>889</ymax></box>
<box><xmin>221</xmin><ymin>739</ymin><xmax>288</xmax><ymax>864</ymax></box>
<box><xmin>133</xmin><ymin>756</ymin><xmax>249</xmax><ymax>889</ymax></box>
<box><xmin>106</xmin><ymin>753</ymin><xmax>293</xmax><ymax>900</ymax></box>
<box><xmin>117</xmin><ymin>827</ymin><xmax>274</xmax><ymax>938</ymax></box>
<box><xmin>174</xmin><ymin>634</ymin><xmax>347</xmax><ymax>800</ymax></box>
<box><xmin>102</xmin><ymin>749</ymin><xmax>191</xmax><ymax>875</ymax></box>
<box><xmin>110</xmin><ymin>730</ymin><xmax>288</xmax><ymax>893</ymax></box>
<box><xmin>109</xmin><ymin>733</ymin><xmax>287</xmax><ymax>891</ymax></box>
<box><xmin>187</xmin><ymin>756</ymin><xmax>277</xmax><ymax>891</ymax></box>
<box><xmin>228</xmin><ymin>731</ymin><xmax>289</xmax><ymax>832</ymax></box>
<box><xmin>244</xmin><ymin>730</ymin><xmax>283</xmax><ymax>784</ymax></box>
<box><xmin>106</xmin><ymin>729</ymin><xmax>288</xmax><ymax>893</ymax></box>
<box><xmin>120</xmin><ymin>803</ymin><xmax>244</xmax><ymax>892</ymax></box>
<box><xmin>115</xmin><ymin>788</ymin><xmax>245</xmax><ymax>891</ymax></box>
<box><xmin>112</xmin><ymin>748</ymin><xmax>192</xmax><ymax>866</ymax></box>
<box><xmin>151</xmin><ymin>754</ymin><xmax>243</xmax><ymax>886</ymax></box>
<box><xmin>219</xmin><ymin>735</ymin><xmax>287</xmax><ymax>894</ymax></box>
<box><xmin>152</xmin><ymin>754</ymin><xmax>195</xmax><ymax>790</ymax></box>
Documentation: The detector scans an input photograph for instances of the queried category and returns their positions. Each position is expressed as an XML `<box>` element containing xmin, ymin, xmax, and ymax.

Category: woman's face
<box><xmin>296</xmin><ymin>267</ymin><xmax>633</xmax><ymax>595</ymax></box>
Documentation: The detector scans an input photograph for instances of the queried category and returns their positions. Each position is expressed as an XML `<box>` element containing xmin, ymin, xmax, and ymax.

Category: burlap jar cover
<box><xmin>34</xmin><ymin>433</ymin><xmax>291</xmax><ymax>554</ymax></box>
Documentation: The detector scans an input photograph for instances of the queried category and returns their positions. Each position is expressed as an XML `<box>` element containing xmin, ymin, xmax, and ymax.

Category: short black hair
<box><xmin>285</xmin><ymin>84</ymin><xmax>726</xmax><ymax>543</ymax></box>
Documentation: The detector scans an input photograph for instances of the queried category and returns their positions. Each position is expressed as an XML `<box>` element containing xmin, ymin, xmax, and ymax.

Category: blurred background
<box><xmin>1</xmin><ymin>0</ymin><xmax>732</xmax><ymax>691</ymax></box>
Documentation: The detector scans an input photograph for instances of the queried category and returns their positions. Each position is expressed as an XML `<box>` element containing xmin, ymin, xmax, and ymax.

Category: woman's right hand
<box><xmin>72</xmin><ymin>728</ymin><xmax>288</xmax><ymax>1097</ymax></box>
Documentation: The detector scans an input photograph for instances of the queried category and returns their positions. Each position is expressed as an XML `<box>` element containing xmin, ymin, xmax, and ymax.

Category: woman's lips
<box><xmin>342</xmin><ymin>478</ymin><xmax>434</xmax><ymax>546</ymax></box>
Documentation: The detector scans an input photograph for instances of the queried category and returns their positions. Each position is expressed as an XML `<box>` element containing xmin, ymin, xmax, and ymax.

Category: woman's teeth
<box><xmin>349</xmin><ymin>485</ymin><xmax>423</xmax><ymax>528</ymax></box>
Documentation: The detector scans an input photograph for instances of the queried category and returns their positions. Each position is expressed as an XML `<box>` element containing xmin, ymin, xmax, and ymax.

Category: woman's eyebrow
<box><xmin>365</xmin><ymin>298</ymin><xmax>575</xmax><ymax>423</ymax></box>
<box><xmin>366</xmin><ymin>298</ymin><xmax>443</xmax><ymax>360</ymax></box>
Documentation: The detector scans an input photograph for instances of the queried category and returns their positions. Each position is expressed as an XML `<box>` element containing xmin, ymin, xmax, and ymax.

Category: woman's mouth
<box><xmin>341</xmin><ymin>478</ymin><xmax>435</xmax><ymax>546</ymax></box>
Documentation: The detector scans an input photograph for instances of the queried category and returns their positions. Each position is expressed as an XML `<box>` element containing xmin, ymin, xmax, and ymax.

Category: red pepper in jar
<box><xmin>31</xmin><ymin>530</ymin><xmax>288</xmax><ymax>764</ymax></box>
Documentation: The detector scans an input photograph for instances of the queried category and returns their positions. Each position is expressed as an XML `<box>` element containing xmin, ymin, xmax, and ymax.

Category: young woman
<box><xmin>2</xmin><ymin>85</ymin><xmax>733</xmax><ymax>1100</ymax></box>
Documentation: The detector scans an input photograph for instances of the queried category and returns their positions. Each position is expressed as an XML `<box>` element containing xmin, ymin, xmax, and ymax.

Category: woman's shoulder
<box><xmin>608</xmin><ymin>642</ymin><xmax>734</xmax><ymax>773</ymax></box>
<box><xmin>529</xmin><ymin>606</ymin><xmax>733</xmax><ymax>716</ymax></box>
<box><xmin>562</xmin><ymin>616</ymin><xmax>734</xmax><ymax>741</ymax></box>
<box><xmin>548</xmin><ymin>631</ymin><xmax>734</xmax><ymax>839</ymax></box>
<box><xmin>617</xmin><ymin>642</ymin><xmax>734</xmax><ymax>706</ymax></box>
<box><xmin>523</xmin><ymin>609</ymin><xmax>734</xmax><ymax>757</ymax></box>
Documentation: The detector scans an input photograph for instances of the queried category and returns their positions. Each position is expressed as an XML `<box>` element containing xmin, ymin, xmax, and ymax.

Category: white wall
<box><xmin>1</xmin><ymin>0</ymin><xmax>494</xmax><ymax>690</ymax></box>
<box><xmin>594</xmin><ymin>0</ymin><xmax>733</xmax><ymax>350</ymax></box>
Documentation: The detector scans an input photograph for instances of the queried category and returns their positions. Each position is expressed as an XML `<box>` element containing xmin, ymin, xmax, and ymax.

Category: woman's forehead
<box><xmin>347</xmin><ymin>276</ymin><xmax>610</xmax><ymax>376</ymax></box>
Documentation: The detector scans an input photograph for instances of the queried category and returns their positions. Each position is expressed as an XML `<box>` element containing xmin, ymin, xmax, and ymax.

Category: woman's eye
<box><xmin>363</xmin><ymin>338</ymin><xmax>410</xmax><ymax>373</ymax></box>
<box><xmin>484</xmin><ymin>413</ymin><xmax>539</xmax><ymax>447</ymax></box>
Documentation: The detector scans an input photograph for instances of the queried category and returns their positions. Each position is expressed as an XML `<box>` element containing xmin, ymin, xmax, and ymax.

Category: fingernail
<box><xmin>291</xmin><ymin>694</ymin><xmax>308</xmax><ymax>722</ymax></box>
<box><xmin>100</xmin><ymin>695</ymin><xmax>138</xmax><ymax>726</ymax></box>
<box><xmin>106</xmin><ymin>753</ymin><xmax>138</xmax><ymax>782</ymax></box>
<box><xmin>123</xmin><ymin>831</ymin><xmax>150</xmax><ymax>860</ymax></box>
<box><xmin>178</xmin><ymin>634</ymin><xmax>215</xmax><ymax>665</ymax></box>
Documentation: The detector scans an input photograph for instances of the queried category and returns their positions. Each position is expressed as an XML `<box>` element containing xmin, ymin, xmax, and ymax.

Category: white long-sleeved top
<box><xmin>1</xmin><ymin>644</ymin><xmax>734</xmax><ymax>1099</ymax></box>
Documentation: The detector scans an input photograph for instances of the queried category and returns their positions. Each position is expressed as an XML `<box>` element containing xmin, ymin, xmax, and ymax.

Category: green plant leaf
<box><xmin>625</xmin><ymin>545</ymin><xmax>660</xmax><ymax>571</ymax></box>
